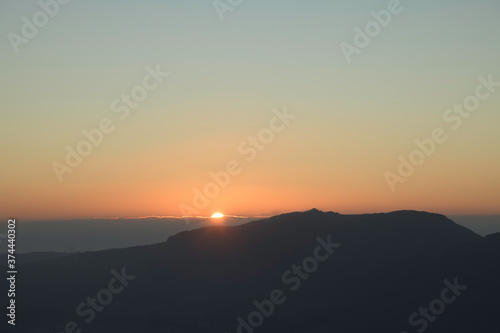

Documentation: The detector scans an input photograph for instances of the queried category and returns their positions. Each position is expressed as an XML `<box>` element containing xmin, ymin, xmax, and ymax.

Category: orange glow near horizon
<box><xmin>2</xmin><ymin>176</ymin><xmax>500</xmax><ymax>222</ymax></box>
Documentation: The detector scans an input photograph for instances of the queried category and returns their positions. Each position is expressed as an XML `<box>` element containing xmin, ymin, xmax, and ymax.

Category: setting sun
<box><xmin>211</xmin><ymin>212</ymin><xmax>224</xmax><ymax>218</ymax></box>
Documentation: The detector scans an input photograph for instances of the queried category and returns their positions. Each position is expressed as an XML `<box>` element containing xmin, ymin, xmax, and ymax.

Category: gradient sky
<box><xmin>1</xmin><ymin>0</ymin><xmax>499</xmax><ymax>221</ymax></box>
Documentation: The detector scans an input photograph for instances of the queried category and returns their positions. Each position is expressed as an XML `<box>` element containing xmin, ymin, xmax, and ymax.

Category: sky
<box><xmin>1</xmin><ymin>0</ymin><xmax>499</xmax><ymax>221</ymax></box>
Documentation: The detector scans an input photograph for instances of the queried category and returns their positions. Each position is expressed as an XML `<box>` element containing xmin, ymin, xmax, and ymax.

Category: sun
<box><xmin>211</xmin><ymin>212</ymin><xmax>224</xmax><ymax>218</ymax></box>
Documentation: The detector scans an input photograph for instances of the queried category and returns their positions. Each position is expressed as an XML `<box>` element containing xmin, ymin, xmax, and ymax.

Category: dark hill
<box><xmin>8</xmin><ymin>210</ymin><xmax>500</xmax><ymax>333</ymax></box>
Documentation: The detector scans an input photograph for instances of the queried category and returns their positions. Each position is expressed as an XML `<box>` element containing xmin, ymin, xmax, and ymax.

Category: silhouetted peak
<box><xmin>303</xmin><ymin>208</ymin><xmax>339</xmax><ymax>215</ymax></box>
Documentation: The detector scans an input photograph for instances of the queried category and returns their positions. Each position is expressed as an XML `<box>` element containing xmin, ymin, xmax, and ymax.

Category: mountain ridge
<box><xmin>9</xmin><ymin>209</ymin><xmax>499</xmax><ymax>333</ymax></box>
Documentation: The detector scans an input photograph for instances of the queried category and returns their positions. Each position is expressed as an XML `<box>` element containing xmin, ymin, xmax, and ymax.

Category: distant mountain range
<box><xmin>3</xmin><ymin>214</ymin><xmax>499</xmax><ymax>255</ymax></box>
<box><xmin>2</xmin><ymin>216</ymin><xmax>256</xmax><ymax>254</ymax></box>
<box><xmin>5</xmin><ymin>209</ymin><xmax>500</xmax><ymax>332</ymax></box>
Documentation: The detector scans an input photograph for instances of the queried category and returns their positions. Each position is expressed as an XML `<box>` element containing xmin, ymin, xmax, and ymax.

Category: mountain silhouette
<box><xmin>8</xmin><ymin>210</ymin><xmax>500</xmax><ymax>332</ymax></box>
